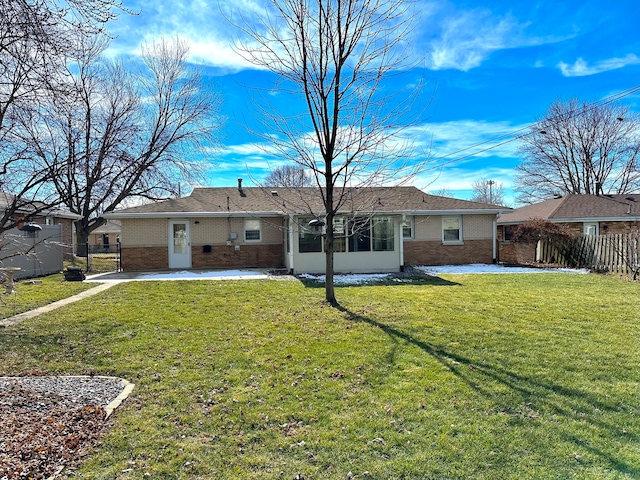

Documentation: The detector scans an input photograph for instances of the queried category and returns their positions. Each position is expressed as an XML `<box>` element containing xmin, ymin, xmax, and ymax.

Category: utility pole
<box><xmin>488</xmin><ymin>179</ymin><xmax>495</xmax><ymax>204</ymax></box>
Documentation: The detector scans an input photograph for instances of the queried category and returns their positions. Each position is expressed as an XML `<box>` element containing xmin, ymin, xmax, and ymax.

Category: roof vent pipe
<box><xmin>238</xmin><ymin>178</ymin><xmax>243</xmax><ymax>192</ymax></box>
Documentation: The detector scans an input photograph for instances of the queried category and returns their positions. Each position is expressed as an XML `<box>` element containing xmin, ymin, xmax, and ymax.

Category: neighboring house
<box><xmin>104</xmin><ymin>182</ymin><xmax>510</xmax><ymax>274</ymax></box>
<box><xmin>0</xmin><ymin>225</ymin><xmax>66</xmax><ymax>279</ymax></box>
<box><xmin>88</xmin><ymin>219</ymin><xmax>121</xmax><ymax>254</ymax></box>
<box><xmin>0</xmin><ymin>193</ymin><xmax>82</xmax><ymax>259</ymax></box>
<box><xmin>497</xmin><ymin>193</ymin><xmax>640</xmax><ymax>263</ymax></box>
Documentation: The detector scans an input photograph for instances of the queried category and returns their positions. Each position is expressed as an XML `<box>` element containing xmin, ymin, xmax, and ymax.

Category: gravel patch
<box><xmin>0</xmin><ymin>375</ymin><xmax>134</xmax><ymax>479</ymax></box>
<box><xmin>0</xmin><ymin>376</ymin><xmax>128</xmax><ymax>412</ymax></box>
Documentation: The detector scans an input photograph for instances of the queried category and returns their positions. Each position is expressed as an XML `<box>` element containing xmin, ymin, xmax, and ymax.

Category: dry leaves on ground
<box><xmin>0</xmin><ymin>383</ymin><xmax>111</xmax><ymax>479</ymax></box>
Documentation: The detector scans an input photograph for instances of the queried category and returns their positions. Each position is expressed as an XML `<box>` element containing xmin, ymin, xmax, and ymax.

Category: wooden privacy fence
<box><xmin>538</xmin><ymin>233</ymin><xmax>640</xmax><ymax>277</ymax></box>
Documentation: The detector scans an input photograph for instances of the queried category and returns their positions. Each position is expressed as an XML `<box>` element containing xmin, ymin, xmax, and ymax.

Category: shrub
<box><xmin>511</xmin><ymin>218</ymin><xmax>572</xmax><ymax>244</ymax></box>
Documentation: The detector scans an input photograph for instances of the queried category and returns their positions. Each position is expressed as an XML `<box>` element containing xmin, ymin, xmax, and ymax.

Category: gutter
<box><xmin>498</xmin><ymin>215</ymin><xmax>640</xmax><ymax>225</ymax></box>
<box><xmin>103</xmin><ymin>211</ymin><xmax>286</xmax><ymax>219</ymax></box>
<box><xmin>104</xmin><ymin>208</ymin><xmax>512</xmax><ymax>219</ymax></box>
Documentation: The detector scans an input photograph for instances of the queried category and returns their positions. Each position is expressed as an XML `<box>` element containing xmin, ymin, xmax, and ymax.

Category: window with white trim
<box><xmin>442</xmin><ymin>216</ymin><xmax>462</xmax><ymax>243</ymax></box>
<box><xmin>402</xmin><ymin>216</ymin><xmax>413</xmax><ymax>239</ymax></box>
<box><xmin>244</xmin><ymin>218</ymin><xmax>262</xmax><ymax>242</ymax></box>
<box><xmin>583</xmin><ymin>223</ymin><xmax>599</xmax><ymax>235</ymax></box>
<box><xmin>298</xmin><ymin>217</ymin><xmax>322</xmax><ymax>252</ymax></box>
<box><xmin>297</xmin><ymin>215</ymin><xmax>397</xmax><ymax>253</ymax></box>
<box><xmin>333</xmin><ymin>216</ymin><xmax>347</xmax><ymax>253</ymax></box>
<box><xmin>348</xmin><ymin>217</ymin><xmax>371</xmax><ymax>252</ymax></box>
<box><xmin>373</xmin><ymin>216</ymin><xmax>394</xmax><ymax>251</ymax></box>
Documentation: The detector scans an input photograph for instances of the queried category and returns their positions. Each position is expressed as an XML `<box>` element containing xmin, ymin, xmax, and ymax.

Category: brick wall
<box><xmin>403</xmin><ymin>239</ymin><xmax>494</xmax><ymax>266</ymax></box>
<box><xmin>121</xmin><ymin>244</ymin><xmax>284</xmax><ymax>271</ymax></box>
<box><xmin>601</xmin><ymin>220</ymin><xmax>640</xmax><ymax>234</ymax></box>
<box><xmin>498</xmin><ymin>220</ymin><xmax>640</xmax><ymax>264</ymax></box>
<box><xmin>192</xmin><ymin>244</ymin><xmax>283</xmax><ymax>268</ymax></box>
<box><xmin>498</xmin><ymin>242</ymin><xmax>537</xmax><ymax>264</ymax></box>
<box><xmin>558</xmin><ymin>221</ymin><xmax>640</xmax><ymax>235</ymax></box>
<box><xmin>121</xmin><ymin>246</ymin><xmax>169</xmax><ymax>271</ymax></box>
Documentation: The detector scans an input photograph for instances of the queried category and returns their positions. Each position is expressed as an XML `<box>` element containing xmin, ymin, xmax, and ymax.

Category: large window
<box><xmin>298</xmin><ymin>217</ymin><xmax>322</xmax><ymax>252</ymax></box>
<box><xmin>373</xmin><ymin>216</ymin><xmax>394</xmax><ymax>251</ymax></box>
<box><xmin>348</xmin><ymin>217</ymin><xmax>371</xmax><ymax>252</ymax></box>
<box><xmin>244</xmin><ymin>218</ymin><xmax>261</xmax><ymax>242</ymax></box>
<box><xmin>333</xmin><ymin>216</ymin><xmax>347</xmax><ymax>253</ymax></box>
<box><xmin>442</xmin><ymin>216</ymin><xmax>462</xmax><ymax>243</ymax></box>
<box><xmin>298</xmin><ymin>215</ymin><xmax>396</xmax><ymax>253</ymax></box>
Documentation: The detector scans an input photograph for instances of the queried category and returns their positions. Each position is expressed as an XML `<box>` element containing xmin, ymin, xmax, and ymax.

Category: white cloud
<box><xmin>214</xmin><ymin>118</ymin><xmax>525</xmax><ymax>196</ymax></box>
<box><xmin>414</xmin><ymin>165</ymin><xmax>513</xmax><ymax>192</ymax></box>
<box><xmin>106</xmin><ymin>0</ymin><xmax>262</xmax><ymax>71</ymax></box>
<box><xmin>557</xmin><ymin>54</ymin><xmax>640</xmax><ymax>77</ymax></box>
<box><xmin>411</xmin><ymin>119</ymin><xmax>526</xmax><ymax>162</ymax></box>
<box><xmin>426</xmin><ymin>11</ymin><xmax>520</xmax><ymax>71</ymax></box>
<box><xmin>221</xmin><ymin>143</ymin><xmax>272</xmax><ymax>157</ymax></box>
<box><xmin>418</xmin><ymin>2</ymin><xmax>575</xmax><ymax>72</ymax></box>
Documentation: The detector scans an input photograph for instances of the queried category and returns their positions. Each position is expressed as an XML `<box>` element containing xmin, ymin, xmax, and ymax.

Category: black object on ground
<box><xmin>64</xmin><ymin>266</ymin><xmax>86</xmax><ymax>282</ymax></box>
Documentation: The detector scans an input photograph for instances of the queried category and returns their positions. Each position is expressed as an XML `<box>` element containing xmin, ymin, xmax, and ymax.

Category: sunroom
<box><xmin>285</xmin><ymin>214</ymin><xmax>403</xmax><ymax>274</ymax></box>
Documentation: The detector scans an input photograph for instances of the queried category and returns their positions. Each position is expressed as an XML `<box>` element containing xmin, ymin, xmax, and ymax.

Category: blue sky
<box><xmin>107</xmin><ymin>0</ymin><xmax>640</xmax><ymax>206</ymax></box>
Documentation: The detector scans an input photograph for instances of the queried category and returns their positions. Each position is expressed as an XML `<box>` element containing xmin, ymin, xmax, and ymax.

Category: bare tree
<box><xmin>231</xmin><ymin>0</ymin><xmax>422</xmax><ymax>304</ymax></box>
<box><xmin>0</xmin><ymin>0</ymin><xmax>125</xmax><ymax>232</ymax></box>
<box><xmin>263</xmin><ymin>165</ymin><xmax>313</xmax><ymax>187</ymax></box>
<box><xmin>23</xmin><ymin>37</ymin><xmax>222</xmax><ymax>253</ymax></box>
<box><xmin>516</xmin><ymin>99</ymin><xmax>640</xmax><ymax>204</ymax></box>
<box><xmin>470</xmin><ymin>178</ymin><xmax>505</xmax><ymax>205</ymax></box>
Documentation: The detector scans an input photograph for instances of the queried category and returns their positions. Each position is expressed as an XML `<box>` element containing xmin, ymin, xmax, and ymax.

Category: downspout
<box><xmin>400</xmin><ymin>214</ymin><xmax>405</xmax><ymax>271</ymax></box>
<box><xmin>288</xmin><ymin>214</ymin><xmax>295</xmax><ymax>274</ymax></box>
<box><xmin>492</xmin><ymin>216</ymin><xmax>497</xmax><ymax>263</ymax></box>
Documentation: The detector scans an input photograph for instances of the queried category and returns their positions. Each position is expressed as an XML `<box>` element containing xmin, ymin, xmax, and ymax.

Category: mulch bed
<box><xmin>0</xmin><ymin>378</ymin><xmax>119</xmax><ymax>479</ymax></box>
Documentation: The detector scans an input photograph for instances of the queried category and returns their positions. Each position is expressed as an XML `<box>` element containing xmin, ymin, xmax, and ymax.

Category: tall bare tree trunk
<box><xmin>231</xmin><ymin>0</ymin><xmax>423</xmax><ymax>306</ymax></box>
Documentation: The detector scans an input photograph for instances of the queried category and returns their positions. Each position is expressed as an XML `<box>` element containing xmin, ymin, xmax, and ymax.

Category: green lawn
<box><xmin>0</xmin><ymin>273</ymin><xmax>96</xmax><ymax>320</ymax></box>
<box><xmin>1</xmin><ymin>273</ymin><xmax>639</xmax><ymax>479</ymax></box>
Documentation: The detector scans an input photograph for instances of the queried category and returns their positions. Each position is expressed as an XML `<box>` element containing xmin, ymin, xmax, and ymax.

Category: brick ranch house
<box><xmin>497</xmin><ymin>193</ymin><xmax>640</xmax><ymax>264</ymax></box>
<box><xmin>104</xmin><ymin>183</ymin><xmax>511</xmax><ymax>274</ymax></box>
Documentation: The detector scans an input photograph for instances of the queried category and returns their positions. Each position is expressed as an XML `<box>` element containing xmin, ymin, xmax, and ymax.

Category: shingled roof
<box><xmin>498</xmin><ymin>194</ymin><xmax>640</xmax><ymax>224</ymax></box>
<box><xmin>105</xmin><ymin>186</ymin><xmax>510</xmax><ymax>218</ymax></box>
<box><xmin>0</xmin><ymin>193</ymin><xmax>81</xmax><ymax>220</ymax></box>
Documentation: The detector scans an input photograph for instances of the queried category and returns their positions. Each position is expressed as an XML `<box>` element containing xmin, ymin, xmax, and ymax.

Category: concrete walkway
<box><xmin>83</xmin><ymin>268</ymin><xmax>273</xmax><ymax>283</ymax></box>
<box><xmin>0</xmin><ymin>268</ymin><xmax>280</xmax><ymax>328</ymax></box>
<box><xmin>0</xmin><ymin>283</ymin><xmax>116</xmax><ymax>328</ymax></box>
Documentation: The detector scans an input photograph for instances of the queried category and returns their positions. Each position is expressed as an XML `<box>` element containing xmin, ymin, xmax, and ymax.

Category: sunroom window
<box><xmin>298</xmin><ymin>217</ymin><xmax>322</xmax><ymax>252</ymax></box>
<box><xmin>333</xmin><ymin>216</ymin><xmax>347</xmax><ymax>253</ymax></box>
<box><xmin>373</xmin><ymin>216</ymin><xmax>394</xmax><ymax>251</ymax></box>
<box><xmin>348</xmin><ymin>217</ymin><xmax>371</xmax><ymax>252</ymax></box>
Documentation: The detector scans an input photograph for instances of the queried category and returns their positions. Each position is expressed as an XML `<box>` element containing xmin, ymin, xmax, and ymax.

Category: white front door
<box><xmin>169</xmin><ymin>220</ymin><xmax>191</xmax><ymax>269</ymax></box>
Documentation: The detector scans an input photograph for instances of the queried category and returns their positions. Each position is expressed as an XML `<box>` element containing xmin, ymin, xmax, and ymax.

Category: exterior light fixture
<box><xmin>18</xmin><ymin>222</ymin><xmax>42</xmax><ymax>232</ymax></box>
<box><xmin>308</xmin><ymin>219</ymin><xmax>325</xmax><ymax>228</ymax></box>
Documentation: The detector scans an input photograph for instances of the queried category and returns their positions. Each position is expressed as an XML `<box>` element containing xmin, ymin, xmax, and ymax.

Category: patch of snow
<box><xmin>298</xmin><ymin>264</ymin><xmax>588</xmax><ymax>285</ymax></box>
<box><xmin>87</xmin><ymin>264</ymin><xmax>589</xmax><ymax>284</ymax></box>
<box><xmin>138</xmin><ymin>270</ymin><xmax>268</xmax><ymax>280</ymax></box>
<box><xmin>298</xmin><ymin>273</ymin><xmax>391</xmax><ymax>285</ymax></box>
<box><xmin>414</xmin><ymin>264</ymin><xmax>590</xmax><ymax>275</ymax></box>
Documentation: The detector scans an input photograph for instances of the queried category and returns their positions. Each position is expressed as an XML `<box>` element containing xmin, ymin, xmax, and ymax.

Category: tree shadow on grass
<box><xmin>338</xmin><ymin>305</ymin><xmax>639</xmax><ymax>477</ymax></box>
<box><xmin>298</xmin><ymin>272</ymin><xmax>461</xmax><ymax>289</ymax></box>
<box><xmin>0</xmin><ymin>318</ymin><xmax>123</xmax><ymax>374</ymax></box>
